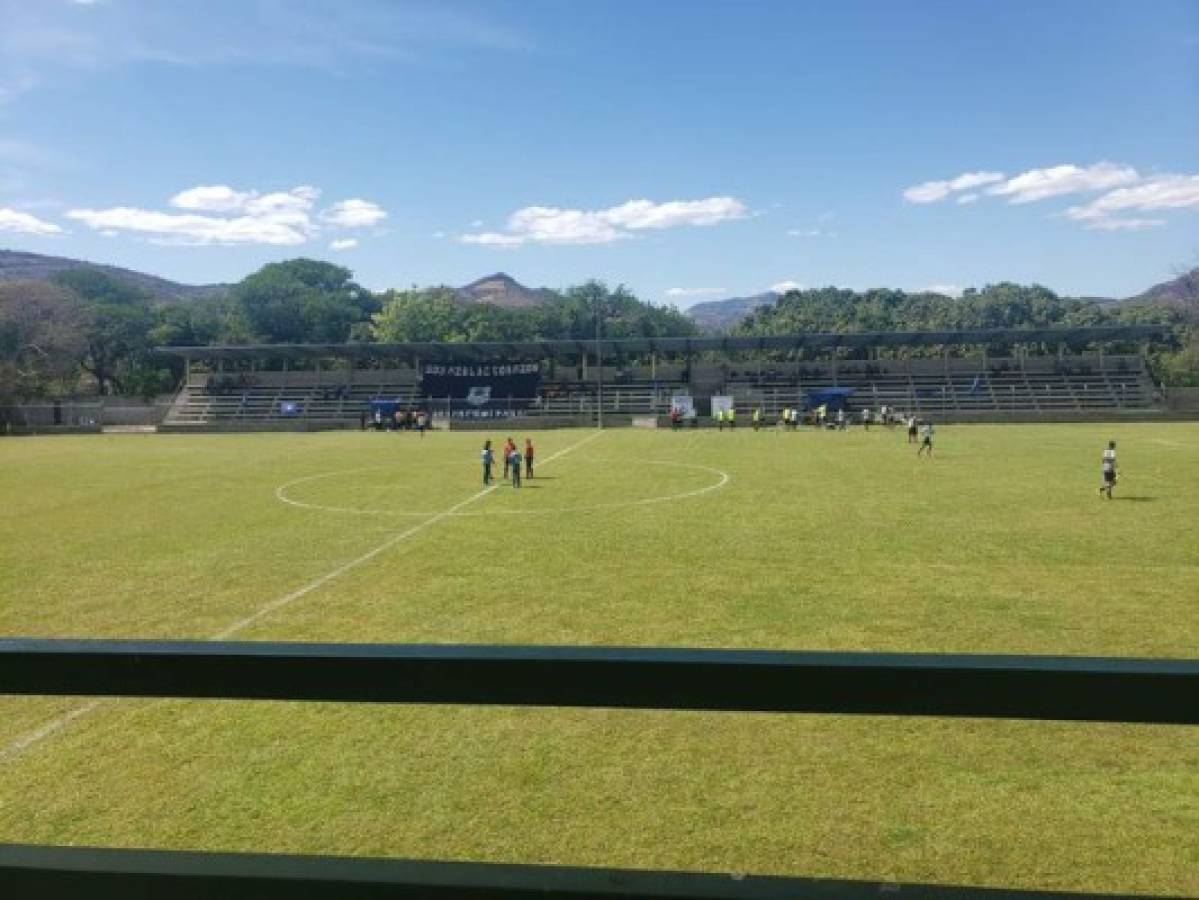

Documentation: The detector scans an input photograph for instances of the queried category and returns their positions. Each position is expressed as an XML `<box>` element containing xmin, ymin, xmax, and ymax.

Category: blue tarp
<box><xmin>804</xmin><ymin>387</ymin><xmax>856</xmax><ymax>410</ymax></box>
<box><xmin>369</xmin><ymin>399</ymin><xmax>402</xmax><ymax>418</ymax></box>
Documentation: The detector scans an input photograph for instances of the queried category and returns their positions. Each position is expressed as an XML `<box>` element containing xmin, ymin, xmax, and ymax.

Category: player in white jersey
<box><xmin>1099</xmin><ymin>440</ymin><xmax>1117</xmax><ymax>499</ymax></box>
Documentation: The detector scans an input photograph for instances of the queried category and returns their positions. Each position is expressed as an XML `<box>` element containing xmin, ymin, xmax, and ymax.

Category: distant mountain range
<box><xmin>684</xmin><ymin>292</ymin><xmax>779</xmax><ymax>331</ymax></box>
<box><xmin>454</xmin><ymin>272</ymin><xmax>557</xmax><ymax>309</ymax></box>
<box><xmin>0</xmin><ymin>249</ymin><xmax>227</xmax><ymax>303</ymax></box>
<box><xmin>682</xmin><ymin>267</ymin><xmax>1199</xmax><ymax>330</ymax></box>
<box><xmin>3</xmin><ymin>249</ymin><xmax>1195</xmax><ymax>327</ymax></box>
<box><xmin>1124</xmin><ymin>267</ymin><xmax>1199</xmax><ymax>315</ymax></box>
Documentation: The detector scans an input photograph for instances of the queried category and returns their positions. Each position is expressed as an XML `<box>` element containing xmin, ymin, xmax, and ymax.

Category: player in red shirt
<box><xmin>524</xmin><ymin>438</ymin><xmax>535</xmax><ymax>479</ymax></box>
<box><xmin>502</xmin><ymin>437</ymin><xmax>516</xmax><ymax>480</ymax></box>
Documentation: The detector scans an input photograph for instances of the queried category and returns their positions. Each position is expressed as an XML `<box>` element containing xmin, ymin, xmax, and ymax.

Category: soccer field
<box><xmin>1</xmin><ymin>424</ymin><xmax>1196</xmax><ymax>895</ymax></box>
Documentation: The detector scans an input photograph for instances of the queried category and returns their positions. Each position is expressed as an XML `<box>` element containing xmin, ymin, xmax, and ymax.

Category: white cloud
<box><xmin>602</xmin><ymin>197</ymin><xmax>747</xmax><ymax>230</ymax></box>
<box><xmin>903</xmin><ymin>170</ymin><xmax>1004</xmax><ymax>203</ymax></box>
<box><xmin>1078</xmin><ymin>217</ymin><xmax>1164</xmax><ymax>232</ymax></box>
<box><xmin>321</xmin><ymin>198</ymin><xmax>388</xmax><ymax>228</ymax></box>
<box><xmin>329</xmin><ymin>237</ymin><xmax>358</xmax><ymax>250</ymax></box>
<box><xmin>460</xmin><ymin>196</ymin><xmax>746</xmax><ymax>247</ymax></box>
<box><xmin>170</xmin><ymin>185</ymin><xmax>253</xmax><ymax>212</ymax></box>
<box><xmin>0</xmin><ymin>206</ymin><xmax>62</xmax><ymax>235</ymax></box>
<box><xmin>922</xmin><ymin>284</ymin><xmax>963</xmax><ymax>297</ymax></box>
<box><xmin>460</xmin><ymin>231</ymin><xmax>527</xmax><ymax>247</ymax></box>
<box><xmin>68</xmin><ymin>184</ymin><xmax>389</xmax><ymax>246</ymax></box>
<box><xmin>431</xmin><ymin>230</ymin><xmax>446</xmax><ymax>239</ymax></box>
<box><xmin>987</xmin><ymin>162</ymin><xmax>1139</xmax><ymax>204</ymax></box>
<box><xmin>956</xmin><ymin>193</ymin><xmax>978</xmax><ymax>205</ymax></box>
<box><xmin>0</xmin><ymin>4</ymin><xmax>532</xmax><ymax>107</ymax></box>
<box><xmin>67</xmin><ymin>206</ymin><xmax>310</xmax><ymax>245</ymax></box>
<box><xmin>770</xmin><ymin>280</ymin><xmax>804</xmax><ymax>294</ymax></box>
<box><xmin>1065</xmin><ymin>173</ymin><xmax>1199</xmax><ymax>228</ymax></box>
<box><xmin>665</xmin><ymin>287</ymin><xmax>727</xmax><ymax>298</ymax></box>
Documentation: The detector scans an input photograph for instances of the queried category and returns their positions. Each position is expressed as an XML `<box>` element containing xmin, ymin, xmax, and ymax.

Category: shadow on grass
<box><xmin>1113</xmin><ymin>495</ymin><xmax>1155</xmax><ymax>502</ymax></box>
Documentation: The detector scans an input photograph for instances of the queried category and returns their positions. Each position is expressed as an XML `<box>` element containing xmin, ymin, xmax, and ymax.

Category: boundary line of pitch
<box><xmin>0</xmin><ymin>430</ymin><xmax>604</xmax><ymax>764</ymax></box>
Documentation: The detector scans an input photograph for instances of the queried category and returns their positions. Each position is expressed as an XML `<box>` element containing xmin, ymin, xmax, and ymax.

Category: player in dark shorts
<box><xmin>509</xmin><ymin>446</ymin><xmax>522</xmax><ymax>488</ymax></box>
<box><xmin>917</xmin><ymin>420</ymin><xmax>934</xmax><ymax>457</ymax></box>
<box><xmin>524</xmin><ymin>438</ymin><xmax>535</xmax><ymax>479</ymax></box>
<box><xmin>907</xmin><ymin>416</ymin><xmax>918</xmax><ymax>443</ymax></box>
<box><xmin>1099</xmin><ymin>440</ymin><xmax>1117</xmax><ymax>499</ymax></box>
<box><xmin>481</xmin><ymin>440</ymin><xmax>494</xmax><ymax>485</ymax></box>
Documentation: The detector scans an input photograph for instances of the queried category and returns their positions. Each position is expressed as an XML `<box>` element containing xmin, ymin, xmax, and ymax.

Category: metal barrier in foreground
<box><xmin>0</xmin><ymin>640</ymin><xmax>1195</xmax><ymax>899</ymax></box>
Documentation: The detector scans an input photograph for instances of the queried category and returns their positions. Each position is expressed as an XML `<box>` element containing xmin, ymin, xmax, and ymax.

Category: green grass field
<box><xmin>1</xmin><ymin>423</ymin><xmax>1196</xmax><ymax>895</ymax></box>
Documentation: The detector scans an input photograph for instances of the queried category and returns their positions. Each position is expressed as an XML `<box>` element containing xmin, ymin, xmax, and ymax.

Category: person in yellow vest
<box><xmin>715</xmin><ymin>408</ymin><xmax>724</xmax><ymax>431</ymax></box>
<box><xmin>753</xmin><ymin>407</ymin><xmax>762</xmax><ymax>432</ymax></box>
<box><xmin>727</xmin><ymin>406</ymin><xmax>736</xmax><ymax>429</ymax></box>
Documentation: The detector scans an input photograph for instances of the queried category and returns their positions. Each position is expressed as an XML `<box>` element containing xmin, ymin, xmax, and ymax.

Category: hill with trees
<box><xmin>2</xmin><ymin>256</ymin><xmax>1196</xmax><ymax>406</ymax></box>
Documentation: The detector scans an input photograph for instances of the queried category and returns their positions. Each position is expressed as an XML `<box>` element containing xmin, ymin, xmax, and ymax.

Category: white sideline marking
<box><xmin>0</xmin><ymin>701</ymin><xmax>102</xmax><ymax>763</ymax></box>
<box><xmin>0</xmin><ymin>430</ymin><xmax>603</xmax><ymax>764</ymax></box>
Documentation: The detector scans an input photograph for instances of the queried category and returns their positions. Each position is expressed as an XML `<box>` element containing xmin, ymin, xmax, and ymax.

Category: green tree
<box><xmin>232</xmin><ymin>259</ymin><xmax>377</xmax><ymax>344</ymax></box>
<box><xmin>372</xmin><ymin>288</ymin><xmax>471</xmax><ymax>342</ymax></box>
<box><xmin>53</xmin><ymin>269</ymin><xmax>155</xmax><ymax>394</ymax></box>
<box><xmin>0</xmin><ymin>281</ymin><xmax>88</xmax><ymax>402</ymax></box>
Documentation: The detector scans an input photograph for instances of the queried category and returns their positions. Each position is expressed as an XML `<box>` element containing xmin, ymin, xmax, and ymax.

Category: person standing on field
<box><xmin>907</xmin><ymin>415</ymin><xmax>918</xmax><ymax>443</ymax></box>
<box><xmin>481</xmin><ymin>440</ymin><xmax>494</xmax><ymax>485</ymax></box>
<box><xmin>753</xmin><ymin>407</ymin><xmax>762</xmax><ymax>431</ymax></box>
<box><xmin>917</xmin><ymin>420</ymin><xmax>934</xmax><ymax>458</ymax></box>
<box><xmin>502</xmin><ymin>437</ymin><xmax>516</xmax><ymax>480</ymax></box>
<box><xmin>509</xmin><ymin>444</ymin><xmax>523</xmax><ymax>488</ymax></box>
<box><xmin>524</xmin><ymin>438</ymin><xmax>535</xmax><ymax>479</ymax></box>
<box><xmin>1099</xmin><ymin>440</ymin><xmax>1117</xmax><ymax>499</ymax></box>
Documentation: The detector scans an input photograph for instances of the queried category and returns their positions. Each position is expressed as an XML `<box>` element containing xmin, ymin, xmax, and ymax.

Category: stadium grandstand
<box><xmin>157</xmin><ymin>325</ymin><xmax>1170</xmax><ymax>430</ymax></box>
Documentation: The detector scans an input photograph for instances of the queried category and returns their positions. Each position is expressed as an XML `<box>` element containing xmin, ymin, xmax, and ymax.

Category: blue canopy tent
<box><xmin>369</xmin><ymin>399</ymin><xmax>401</xmax><ymax>419</ymax></box>
<box><xmin>804</xmin><ymin>387</ymin><xmax>855</xmax><ymax>411</ymax></box>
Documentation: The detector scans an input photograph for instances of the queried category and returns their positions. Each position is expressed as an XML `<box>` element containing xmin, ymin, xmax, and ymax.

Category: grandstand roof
<box><xmin>156</xmin><ymin>324</ymin><xmax>1170</xmax><ymax>362</ymax></box>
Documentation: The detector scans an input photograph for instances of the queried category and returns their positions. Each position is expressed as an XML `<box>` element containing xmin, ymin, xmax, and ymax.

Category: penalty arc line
<box><xmin>0</xmin><ymin>429</ymin><xmax>604</xmax><ymax>764</ymax></box>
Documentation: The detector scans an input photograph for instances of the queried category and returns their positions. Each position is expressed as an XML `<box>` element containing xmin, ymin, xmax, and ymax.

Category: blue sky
<box><xmin>1</xmin><ymin>0</ymin><xmax>1196</xmax><ymax>303</ymax></box>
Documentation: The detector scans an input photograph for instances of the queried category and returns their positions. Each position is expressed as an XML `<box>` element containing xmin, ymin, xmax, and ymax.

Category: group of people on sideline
<box><xmin>481</xmin><ymin>437</ymin><xmax>535</xmax><ymax>488</ymax></box>
<box><xmin>362</xmin><ymin>408</ymin><xmax>429</xmax><ymax>434</ymax></box>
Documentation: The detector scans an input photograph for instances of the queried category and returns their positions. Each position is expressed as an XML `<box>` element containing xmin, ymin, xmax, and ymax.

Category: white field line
<box><xmin>0</xmin><ymin>430</ymin><xmax>603</xmax><ymax>764</ymax></box>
